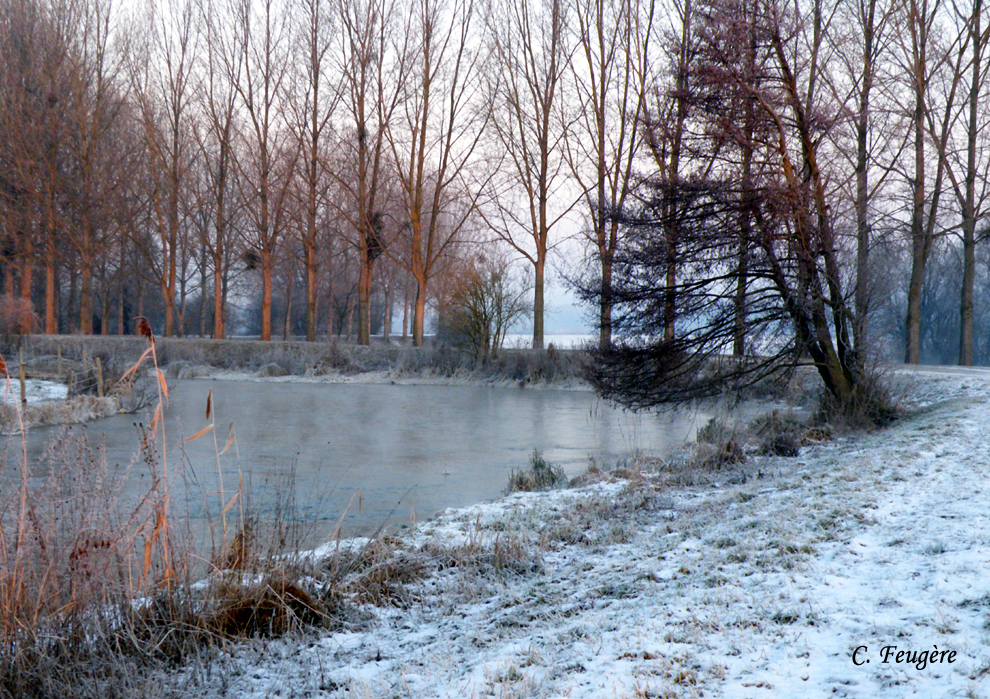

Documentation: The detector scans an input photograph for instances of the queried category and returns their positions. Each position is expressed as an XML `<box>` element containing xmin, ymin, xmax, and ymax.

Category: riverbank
<box><xmin>182</xmin><ymin>366</ymin><xmax>990</xmax><ymax>698</ymax></box>
<box><xmin>0</xmin><ymin>377</ymin><xmax>120</xmax><ymax>434</ymax></box>
<box><xmin>15</xmin><ymin>334</ymin><xmax>591</xmax><ymax>390</ymax></box>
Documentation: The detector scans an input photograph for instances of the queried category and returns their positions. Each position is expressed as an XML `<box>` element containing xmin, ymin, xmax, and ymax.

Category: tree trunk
<box><xmin>214</xmin><ymin>255</ymin><xmax>225</xmax><ymax>339</ymax></box>
<box><xmin>853</xmin><ymin>0</ymin><xmax>875</xmax><ymax>352</ymax></box>
<box><xmin>101</xmin><ymin>280</ymin><xmax>110</xmax><ymax>336</ymax></box>
<box><xmin>68</xmin><ymin>265</ymin><xmax>78</xmax><ymax>334</ymax></box>
<box><xmin>346</xmin><ymin>294</ymin><xmax>354</xmax><ymax>339</ymax></box>
<box><xmin>959</xmin><ymin>0</ymin><xmax>980</xmax><ymax>366</ymax></box>
<box><xmin>118</xmin><ymin>284</ymin><xmax>126</xmax><ymax>335</ymax></box>
<box><xmin>261</xmin><ymin>252</ymin><xmax>273</xmax><ymax>341</ymax></box>
<box><xmin>306</xmin><ymin>236</ymin><xmax>317</xmax><ymax>342</ymax></box>
<box><xmin>358</xmin><ymin>253</ymin><xmax>373</xmax><ymax>345</ymax></box>
<box><xmin>904</xmin><ymin>0</ymin><xmax>928</xmax><ymax>365</ymax></box>
<box><xmin>199</xmin><ymin>250</ymin><xmax>208</xmax><ymax>338</ymax></box>
<box><xmin>533</xmin><ymin>255</ymin><xmax>545</xmax><ymax>349</ymax></box>
<box><xmin>178</xmin><ymin>275</ymin><xmax>187</xmax><ymax>338</ymax></box>
<box><xmin>383</xmin><ymin>283</ymin><xmax>391</xmax><ymax>342</ymax></box>
<box><xmin>733</xmin><ymin>225</ymin><xmax>748</xmax><ymax>356</ymax></box>
<box><xmin>45</xmin><ymin>217</ymin><xmax>56</xmax><ymax>334</ymax></box>
<box><xmin>80</xmin><ymin>258</ymin><xmax>93</xmax><ymax>335</ymax></box>
<box><xmin>283</xmin><ymin>267</ymin><xmax>294</xmax><ymax>341</ymax></box>
<box><xmin>598</xmin><ymin>251</ymin><xmax>613</xmax><ymax>347</ymax></box>
<box><xmin>19</xmin><ymin>244</ymin><xmax>33</xmax><ymax>335</ymax></box>
<box><xmin>413</xmin><ymin>276</ymin><xmax>427</xmax><ymax>347</ymax></box>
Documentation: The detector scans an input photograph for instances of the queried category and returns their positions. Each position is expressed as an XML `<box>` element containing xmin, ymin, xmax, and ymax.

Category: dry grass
<box><xmin>0</xmin><ymin>334</ymin><xmax>352</xmax><ymax>698</ymax></box>
<box><xmin>506</xmin><ymin>451</ymin><xmax>568</xmax><ymax>493</ymax></box>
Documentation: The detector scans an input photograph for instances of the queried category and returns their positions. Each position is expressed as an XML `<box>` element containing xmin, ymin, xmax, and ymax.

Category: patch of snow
<box><xmin>0</xmin><ymin>377</ymin><xmax>68</xmax><ymax>404</ymax></box>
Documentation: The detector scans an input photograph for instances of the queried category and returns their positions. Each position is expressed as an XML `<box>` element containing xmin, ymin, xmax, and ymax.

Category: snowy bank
<box><xmin>192</xmin><ymin>368</ymin><xmax>990</xmax><ymax>698</ymax></box>
<box><xmin>0</xmin><ymin>377</ymin><xmax>68</xmax><ymax>404</ymax></box>
<box><xmin>0</xmin><ymin>377</ymin><xmax>119</xmax><ymax>434</ymax></box>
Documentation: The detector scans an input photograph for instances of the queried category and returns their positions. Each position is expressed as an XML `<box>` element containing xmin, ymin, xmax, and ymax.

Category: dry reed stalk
<box><xmin>183</xmin><ymin>386</ymin><xmax>240</xmax><ymax>549</ymax></box>
<box><xmin>0</xmin><ymin>348</ymin><xmax>32</xmax><ymax>652</ymax></box>
<box><xmin>123</xmin><ymin>318</ymin><xmax>176</xmax><ymax>586</ymax></box>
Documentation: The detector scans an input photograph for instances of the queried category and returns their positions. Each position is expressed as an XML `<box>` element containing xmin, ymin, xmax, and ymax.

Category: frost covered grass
<box><xmin>190</xmin><ymin>367</ymin><xmax>990</xmax><ymax>699</ymax></box>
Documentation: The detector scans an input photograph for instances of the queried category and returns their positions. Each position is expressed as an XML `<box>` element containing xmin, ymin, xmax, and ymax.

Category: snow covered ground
<box><xmin>191</xmin><ymin>368</ymin><xmax>990</xmax><ymax>698</ymax></box>
<box><xmin>0</xmin><ymin>377</ymin><xmax>67</xmax><ymax>404</ymax></box>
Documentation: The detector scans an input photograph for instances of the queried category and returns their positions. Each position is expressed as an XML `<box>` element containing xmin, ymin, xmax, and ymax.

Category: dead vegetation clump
<box><xmin>307</xmin><ymin>341</ymin><xmax>361</xmax><ymax>376</ymax></box>
<box><xmin>688</xmin><ymin>404</ymin><xmax>843</xmax><ymax>470</ymax></box>
<box><xmin>422</xmin><ymin>531</ymin><xmax>540</xmax><ymax>579</ymax></box>
<box><xmin>338</xmin><ymin>536</ymin><xmax>428</xmax><ymax>608</ymax></box>
<box><xmin>195</xmin><ymin>574</ymin><xmax>329</xmax><ymax>639</ymax></box>
<box><xmin>690</xmin><ymin>417</ymin><xmax>747</xmax><ymax>469</ymax></box>
<box><xmin>506</xmin><ymin>450</ymin><xmax>568</xmax><ymax>493</ymax></box>
<box><xmin>813</xmin><ymin>369</ymin><xmax>900</xmax><ymax>429</ymax></box>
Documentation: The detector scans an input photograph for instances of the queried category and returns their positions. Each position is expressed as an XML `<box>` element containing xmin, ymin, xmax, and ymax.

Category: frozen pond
<box><xmin>9</xmin><ymin>380</ymin><xmax>703</xmax><ymax>543</ymax></box>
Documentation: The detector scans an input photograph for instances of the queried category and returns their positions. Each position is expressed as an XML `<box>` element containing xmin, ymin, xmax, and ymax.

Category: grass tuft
<box><xmin>506</xmin><ymin>450</ymin><xmax>568</xmax><ymax>493</ymax></box>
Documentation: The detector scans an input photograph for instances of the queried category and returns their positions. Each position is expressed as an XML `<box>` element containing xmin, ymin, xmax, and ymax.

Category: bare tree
<box><xmin>386</xmin><ymin>0</ymin><xmax>488</xmax><ymax>346</ymax></box>
<box><xmin>127</xmin><ymin>0</ymin><xmax>199</xmax><ymax>337</ymax></box>
<box><xmin>63</xmin><ymin>0</ymin><xmax>128</xmax><ymax>334</ymax></box>
<box><xmin>482</xmin><ymin>0</ymin><xmax>573</xmax><ymax>349</ymax></box>
<box><xmin>438</xmin><ymin>250</ymin><xmax>530</xmax><ymax>359</ymax></box>
<box><xmin>288</xmin><ymin>0</ymin><xmax>341</xmax><ymax>341</ymax></box>
<box><xmin>195</xmin><ymin>0</ymin><xmax>245</xmax><ymax>339</ymax></box>
<box><xmin>829</xmin><ymin>0</ymin><xmax>900</xmax><ymax>350</ymax></box>
<box><xmin>898</xmin><ymin>0</ymin><xmax>958</xmax><ymax>363</ymax></box>
<box><xmin>927</xmin><ymin>0</ymin><xmax>990</xmax><ymax>365</ymax></box>
<box><xmin>0</xmin><ymin>0</ymin><xmax>45</xmax><ymax>329</ymax></box>
<box><xmin>333</xmin><ymin>0</ymin><xmax>405</xmax><ymax>345</ymax></box>
<box><xmin>565</xmin><ymin>0</ymin><xmax>654</xmax><ymax>347</ymax></box>
<box><xmin>230</xmin><ymin>0</ymin><xmax>294</xmax><ymax>341</ymax></box>
<box><xmin>35</xmin><ymin>0</ymin><xmax>77</xmax><ymax>334</ymax></box>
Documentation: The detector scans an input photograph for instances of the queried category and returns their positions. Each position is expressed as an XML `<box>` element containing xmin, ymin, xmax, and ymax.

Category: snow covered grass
<box><xmin>188</xmin><ymin>368</ymin><xmax>990</xmax><ymax>699</ymax></box>
<box><xmin>0</xmin><ymin>378</ymin><xmax>67</xmax><ymax>404</ymax></box>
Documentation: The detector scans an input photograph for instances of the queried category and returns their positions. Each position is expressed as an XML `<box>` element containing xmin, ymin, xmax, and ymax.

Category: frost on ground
<box><xmin>190</xmin><ymin>369</ymin><xmax>990</xmax><ymax>699</ymax></box>
<box><xmin>0</xmin><ymin>378</ymin><xmax>67</xmax><ymax>404</ymax></box>
<box><xmin>0</xmin><ymin>378</ymin><xmax>118</xmax><ymax>434</ymax></box>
